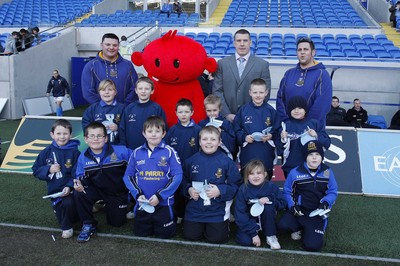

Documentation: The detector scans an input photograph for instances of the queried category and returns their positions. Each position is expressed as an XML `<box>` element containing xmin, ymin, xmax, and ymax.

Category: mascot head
<box><xmin>132</xmin><ymin>30</ymin><xmax>217</xmax><ymax>83</ymax></box>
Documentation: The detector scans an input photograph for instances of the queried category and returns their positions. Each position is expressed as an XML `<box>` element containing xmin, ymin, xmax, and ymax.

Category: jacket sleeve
<box><xmin>156</xmin><ymin>147</ymin><xmax>183</xmax><ymax>200</ymax></box>
<box><xmin>283</xmin><ymin>169</ymin><xmax>296</xmax><ymax>208</ymax></box>
<box><xmin>261</xmin><ymin>60</ymin><xmax>271</xmax><ymax>101</ymax></box>
<box><xmin>122</xmin><ymin>151</ymin><xmax>142</xmax><ymax>199</ymax></box>
<box><xmin>46</xmin><ymin>80</ymin><xmax>52</xmax><ymax>94</ymax></box>
<box><xmin>276</xmin><ymin>73</ymin><xmax>289</xmax><ymax>122</ymax></box>
<box><xmin>124</xmin><ymin>64</ymin><xmax>139</xmax><ymax>104</ymax></box>
<box><xmin>314</xmin><ymin>120</ymin><xmax>331</xmax><ymax>149</ymax></box>
<box><xmin>81</xmin><ymin>61</ymin><xmax>100</xmax><ymax>104</ymax></box>
<box><xmin>32</xmin><ymin>150</ymin><xmax>51</xmax><ymax>180</ymax></box>
<box><xmin>307</xmin><ymin>70</ymin><xmax>333</xmax><ymax>122</ymax></box>
<box><xmin>320</xmin><ymin>169</ymin><xmax>338</xmax><ymax>208</ymax></box>
<box><xmin>234</xmin><ymin>186</ymin><xmax>259</xmax><ymax>238</ymax></box>
<box><xmin>81</xmin><ymin>105</ymin><xmax>93</xmax><ymax>133</ymax></box>
<box><xmin>62</xmin><ymin>78</ymin><xmax>71</xmax><ymax>95</ymax></box>
<box><xmin>233</xmin><ymin>109</ymin><xmax>246</xmax><ymax>145</ymax></box>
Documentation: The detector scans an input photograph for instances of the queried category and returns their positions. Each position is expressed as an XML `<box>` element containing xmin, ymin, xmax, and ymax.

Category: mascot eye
<box><xmin>173</xmin><ymin>59</ymin><xmax>180</xmax><ymax>68</ymax></box>
<box><xmin>155</xmin><ymin>58</ymin><xmax>160</xmax><ymax>67</ymax></box>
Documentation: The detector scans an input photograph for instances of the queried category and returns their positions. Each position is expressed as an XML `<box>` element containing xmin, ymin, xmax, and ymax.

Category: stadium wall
<box><xmin>367</xmin><ymin>0</ymin><xmax>392</xmax><ymax>23</ymax></box>
<box><xmin>93</xmin><ymin>0</ymin><xmax>128</xmax><ymax>15</ymax></box>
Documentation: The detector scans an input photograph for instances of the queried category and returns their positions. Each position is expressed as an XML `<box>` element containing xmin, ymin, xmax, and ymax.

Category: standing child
<box><xmin>235</xmin><ymin>160</ymin><xmax>286</xmax><ymax>249</ymax></box>
<box><xmin>123</xmin><ymin>116</ymin><xmax>182</xmax><ymax>238</ymax></box>
<box><xmin>32</xmin><ymin>119</ymin><xmax>80</xmax><ymax>239</ymax></box>
<box><xmin>119</xmin><ymin>77</ymin><xmax>167</xmax><ymax>150</ymax></box>
<box><xmin>46</xmin><ymin>70</ymin><xmax>70</xmax><ymax>116</ymax></box>
<box><xmin>233</xmin><ymin>78</ymin><xmax>280</xmax><ymax>178</ymax></box>
<box><xmin>277</xmin><ymin>96</ymin><xmax>330</xmax><ymax>178</ymax></box>
<box><xmin>73</xmin><ymin>122</ymin><xmax>132</xmax><ymax>242</ymax></box>
<box><xmin>182</xmin><ymin>126</ymin><xmax>242</xmax><ymax>243</ymax></box>
<box><xmin>164</xmin><ymin>98</ymin><xmax>202</xmax><ymax>223</ymax></box>
<box><xmin>278</xmin><ymin>141</ymin><xmax>338</xmax><ymax>252</ymax></box>
<box><xmin>82</xmin><ymin>79</ymin><xmax>125</xmax><ymax>144</ymax></box>
<box><xmin>198</xmin><ymin>94</ymin><xmax>237</xmax><ymax>159</ymax></box>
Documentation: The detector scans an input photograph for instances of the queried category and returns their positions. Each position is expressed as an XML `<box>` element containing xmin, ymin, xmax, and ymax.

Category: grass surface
<box><xmin>1</xmin><ymin>107</ymin><xmax>400</xmax><ymax>264</ymax></box>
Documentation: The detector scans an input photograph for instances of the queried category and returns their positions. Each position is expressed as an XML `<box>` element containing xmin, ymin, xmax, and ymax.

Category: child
<box><xmin>46</xmin><ymin>70</ymin><xmax>70</xmax><ymax>117</ymax></box>
<box><xmin>123</xmin><ymin>116</ymin><xmax>182</xmax><ymax>238</ymax></box>
<box><xmin>235</xmin><ymin>160</ymin><xmax>286</xmax><ymax>249</ymax></box>
<box><xmin>278</xmin><ymin>141</ymin><xmax>338</xmax><ymax>252</ymax></box>
<box><xmin>233</xmin><ymin>78</ymin><xmax>280</xmax><ymax>178</ymax></box>
<box><xmin>32</xmin><ymin>119</ymin><xmax>80</xmax><ymax>239</ymax></box>
<box><xmin>277</xmin><ymin>96</ymin><xmax>331</xmax><ymax>178</ymax></box>
<box><xmin>164</xmin><ymin>98</ymin><xmax>202</xmax><ymax>222</ymax></box>
<box><xmin>182</xmin><ymin>126</ymin><xmax>242</xmax><ymax>244</ymax></box>
<box><xmin>82</xmin><ymin>79</ymin><xmax>125</xmax><ymax>144</ymax></box>
<box><xmin>119</xmin><ymin>77</ymin><xmax>167</xmax><ymax>150</ymax></box>
<box><xmin>73</xmin><ymin>122</ymin><xmax>132</xmax><ymax>242</ymax></box>
<box><xmin>198</xmin><ymin>94</ymin><xmax>237</xmax><ymax>159</ymax></box>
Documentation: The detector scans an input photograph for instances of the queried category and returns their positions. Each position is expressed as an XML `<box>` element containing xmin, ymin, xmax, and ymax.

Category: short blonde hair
<box><xmin>98</xmin><ymin>79</ymin><xmax>117</xmax><ymax>93</ymax></box>
<box><xmin>204</xmin><ymin>94</ymin><xmax>222</xmax><ymax>109</ymax></box>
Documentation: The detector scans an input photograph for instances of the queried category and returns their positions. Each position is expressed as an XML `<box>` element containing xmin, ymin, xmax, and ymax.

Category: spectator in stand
<box><xmin>19</xmin><ymin>28</ymin><xmax>33</xmax><ymax>50</ymax></box>
<box><xmin>345</xmin><ymin>98</ymin><xmax>380</xmax><ymax>129</ymax></box>
<box><xmin>29</xmin><ymin>27</ymin><xmax>41</xmax><ymax>44</ymax></box>
<box><xmin>119</xmin><ymin>35</ymin><xmax>133</xmax><ymax>61</ymax></box>
<box><xmin>173</xmin><ymin>0</ymin><xmax>183</xmax><ymax>16</ymax></box>
<box><xmin>160</xmin><ymin>0</ymin><xmax>172</xmax><ymax>17</ymax></box>
<box><xmin>389</xmin><ymin>1</ymin><xmax>400</xmax><ymax>28</ymax></box>
<box><xmin>326</xmin><ymin>96</ymin><xmax>351</xmax><ymax>126</ymax></box>
<box><xmin>389</xmin><ymin>110</ymin><xmax>400</xmax><ymax>130</ymax></box>
<box><xmin>4</xmin><ymin>32</ymin><xmax>19</xmax><ymax>55</ymax></box>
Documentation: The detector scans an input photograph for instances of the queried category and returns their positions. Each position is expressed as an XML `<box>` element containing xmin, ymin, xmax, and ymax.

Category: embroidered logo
<box><xmin>115</xmin><ymin>114</ymin><xmax>121</xmax><ymax>123</ymax></box>
<box><xmin>170</xmin><ymin>137</ymin><xmax>178</xmax><ymax>146</ymax></box>
<box><xmin>244</xmin><ymin>116</ymin><xmax>252</xmax><ymax>124</ymax></box>
<box><xmin>215</xmin><ymin>168</ymin><xmax>222</xmax><ymax>178</ymax></box>
<box><xmin>191</xmin><ymin>165</ymin><xmax>199</xmax><ymax>174</ymax></box>
<box><xmin>158</xmin><ymin>156</ymin><xmax>167</xmax><ymax>166</ymax></box>
<box><xmin>95</xmin><ymin>113</ymin><xmax>102</xmax><ymax>121</ymax></box>
<box><xmin>110</xmin><ymin>152</ymin><xmax>117</xmax><ymax>162</ymax></box>
<box><xmin>265</xmin><ymin>117</ymin><xmax>271</xmax><ymax>126</ymax></box>
<box><xmin>189</xmin><ymin>137</ymin><xmax>196</xmax><ymax>147</ymax></box>
<box><xmin>128</xmin><ymin>114</ymin><xmax>136</xmax><ymax>122</ymax></box>
<box><xmin>64</xmin><ymin>159</ymin><xmax>72</xmax><ymax>168</ymax></box>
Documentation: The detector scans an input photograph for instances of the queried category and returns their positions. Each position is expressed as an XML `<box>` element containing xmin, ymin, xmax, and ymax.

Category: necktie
<box><xmin>238</xmin><ymin>57</ymin><xmax>245</xmax><ymax>78</ymax></box>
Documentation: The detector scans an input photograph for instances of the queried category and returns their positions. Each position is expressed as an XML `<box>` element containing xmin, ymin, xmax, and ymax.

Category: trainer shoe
<box><xmin>126</xmin><ymin>211</ymin><xmax>135</xmax><ymax>220</ymax></box>
<box><xmin>77</xmin><ymin>224</ymin><xmax>96</xmax><ymax>243</ymax></box>
<box><xmin>266</xmin><ymin>235</ymin><xmax>281</xmax><ymax>250</ymax></box>
<box><xmin>176</xmin><ymin>217</ymin><xmax>183</xmax><ymax>224</ymax></box>
<box><xmin>61</xmin><ymin>228</ymin><xmax>73</xmax><ymax>239</ymax></box>
<box><xmin>291</xmin><ymin>230</ymin><xmax>302</xmax><ymax>241</ymax></box>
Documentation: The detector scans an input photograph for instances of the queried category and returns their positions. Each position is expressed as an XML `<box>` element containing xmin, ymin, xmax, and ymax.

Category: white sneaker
<box><xmin>126</xmin><ymin>211</ymin><xmax>135</xmax><ymax>219</ymax></box>
<box><xmin>291</xmin><ymin>230</ymin><xmax>302</xmax><ymax>241</ymax></box>
<box><xmin>61</xmin><ymin>228</ymin><xmax>73</xmax><ymax>239</ymax></box>
<box><xmin>266</xmin><ymin>235</ymin><xmax>281</xmax><ymax>250</ymax></box>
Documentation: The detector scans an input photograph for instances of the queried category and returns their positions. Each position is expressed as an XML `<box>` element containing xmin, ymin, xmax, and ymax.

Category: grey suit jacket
<box><xmin>212</xmin><ymin>55</ymin><xmax>271</xmax><ymax>117</ymax></box>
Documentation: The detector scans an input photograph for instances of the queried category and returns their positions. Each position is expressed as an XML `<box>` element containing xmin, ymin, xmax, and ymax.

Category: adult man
<box><xmin>345</xmin><ymin>98</ymin><xmax>379</xmax><ymax>128</ymax></box>
<box><xmin>4</xmin><ymin>31</ymin><xmax>19</xmax><ymax>55</ymax></box>
<box><xmin>213</xmin><ymin>29</ymin><xmax>271</xmax><ymax>122</ymax></box>
<box><xmin>326</xmin><ymin>96</ymin><xmax>350</xmax><ymax>126</ymax></box>
<box><xmin>46</xmin><ymin>70</ymin><xmax>70</xmax><ymax>116</ymax></box>
<box><xmin>81</xmin><ymin>33</ymin><xmax>138</xmax><ymax>104</ymax></box>
<box><xmin>276</xmin><ymin>38</ymin><xmax>332</xmax><ymax>124</ymax></box>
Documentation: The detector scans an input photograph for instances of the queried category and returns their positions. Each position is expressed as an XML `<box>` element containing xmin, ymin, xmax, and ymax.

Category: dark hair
<box><xmin>297</xmin><ymin>37</ymin><xmax>315</xmax><ymax>50</ymax></box>
<box><xmin>243</xmin><ymin>160</ymin><xmax>267</xmax><ymax>185</ymax></box>
<box><xmin>102</xmin><ymin>33</ymin><xmax>119</xmax><ymax>43</ymax></box>
<box><xmin>84</xmin><ymin>121</ymin><xmax>107</xmax><ymax>137</ymax></box>
<box><xmin>143</xmin><ymin>116</ymin><xmax>166</xmax><ymax>133</ymax></box>
<box><xmin>234</xmin><ymin>29</ymin><xmax>251</xmax><ymax>40</ymax></box>
<box><xmin>332</xmin><ymin>96</ymin><xmax>339</xmax><ymax>101</ymax></box>
<box><xmin>353</xmin><ymin>98</ymin><xmax>360</xmax><ymax>103</ymax></box>
<box><xmin>31</xmin><ymin>27</ymin><xmax>39</xmax><ymax>33</ymax></box>
<box><xmin>19</xmin><ymin>28</ymin><xmax>28</xmax><ymax>34</ymax></box>
<box><xmin>136</xmin><ymin>76</ymin><xmax>154</xmax><ymax>90</ymax></box>
<box><xmin>121</xmin><ymin>35</ymin><xmax>127</xmax><ymax>41</ymax></box>
<box><xmin>51</xmin><ymin>119</ymin><xmax>72</xmax><ymax>133</ymax></box>
<box><xmin>176</xmin><ymin>98</ymin><xmax>193</xmax><ymax>111</ymax></box>
<box><xmin>250</xmin><ymin>78</ymin><xmax>268</xmax><ymax>90</ymax></box>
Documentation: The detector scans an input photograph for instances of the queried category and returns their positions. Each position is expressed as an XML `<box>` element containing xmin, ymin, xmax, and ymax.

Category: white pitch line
<box><xmin>1</xmin><ymin>141</ymin><xmax>10</xmax><ymax>144</ymax></box>
<box><xmin>1</xmin><ymin>222</ymin><xmax>399</xmax><ymax>263</ymax></box>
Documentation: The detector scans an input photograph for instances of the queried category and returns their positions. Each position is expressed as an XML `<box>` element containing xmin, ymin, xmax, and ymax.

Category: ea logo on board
<box><xmin>373</xmin><ymin>145</ymin><xmax>400</xmax><ymax>189</ymax></box>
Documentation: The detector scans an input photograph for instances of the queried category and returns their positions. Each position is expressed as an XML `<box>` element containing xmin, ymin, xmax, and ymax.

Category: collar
<box><xmin>99</xmin><ymin>51</ymin><xmax>118</xmax><ymax>63</ymax></box>
<box><xmin>100</xmin><ymin>99</ymin><xmax>117</xmax><ymax>107</ymax></box>
<box><xmin>235</xmin><ymin>52</ymin><xmax>250</xmax><ymax>62</ymax></box>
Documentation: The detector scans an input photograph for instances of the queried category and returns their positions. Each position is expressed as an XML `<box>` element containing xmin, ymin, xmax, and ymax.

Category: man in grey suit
<box><xmin>213</xmin><ymin>29</ymin><xmax>271</xmax><ymax>122</ymax></box>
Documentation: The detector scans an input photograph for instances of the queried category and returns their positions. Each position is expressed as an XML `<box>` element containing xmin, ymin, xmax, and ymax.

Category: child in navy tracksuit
<box><xmin>119</xmin><ymin>77</ymin><xmax>167</xmax><ymax>150</ymax></box>
<box><xmin>278</xmin><ymin>141</ymin><xmax>338</xmax><ymax>252</ymax></box>
<box><xmin>123</xmin><ymin>116</ymin><xmax>183</xmax><ymax>238</ymax></box>
<box><xmin>235</xmin><ymin>160</ymin><xmax>286</xmax><ymax>249</ymax></box>
<box><xmin>277</xmin><ymin>96</ymin><xmax>331</xmax><ymax>178</ymax></box>
<box><xmin>233</xmin><ymin>78</ymin><xmax>280</xmax><ymax>179</ymax></box>
<box><xmin>73</xmin><ymin>122</ymin><xmax>132</xmax><ymax>242</ymax></box>
<box><xmin>32</xmin><ymin>119</ymin><xmax>80</xmax><ymax>239</ymax></box>
<box><xmin>164</xmin><ymin>98</ymin><xmax>202</xmax><ymax>222</ymax></box>
<box><xmin>182</xmin><ymin>126</ymin><xmax>242</xmax><ymax>244</ymax></box>
<box><xmin>198</xmin><ymin>94</ymin><xmax>237</xmax><ymax>160</ymax></box>
<box><xmin>82</xmin><ymin>79</ymin><xmax>125</xmax><ymax>144</ymax></box>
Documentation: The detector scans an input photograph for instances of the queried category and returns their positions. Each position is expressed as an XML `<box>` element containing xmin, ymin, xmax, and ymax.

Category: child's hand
<box><xmin>73</xmin><ymin>179</ymin><xmax>84</xmax><ymax>192</ymax></box>
<box><xmin>49</xmin><ymin>164</ymin><xmax>60</xmax><ymax>174</ymax></box>
<box><xmin>252</xmin><ymin>235</ymin><xmax>261</xmax><ymax>247</ymax></box>
<box><xmin>137</xmin><ymin>195</ymin><xmax>147</xmax><ymax>205</ymax></box>
<box><xmin>261</xmin><ymin>133</ymin><xmax>272</xmax><ymax>142</ymax></box>
<box><xmin>259</xmin><ymin>197</ymin><xmax>270</xmax><ymax>205</ymax></box>
<box><xmin>307</xmin><ymin>128</ymin><xmax>317</xmax><ymax>138</ymax></box>
<box><xmin>245</xmin><ymin>135</ymin><xmax>254</xmax><ymax>143</ymax></box>
<box><xmin>148</xmin><ymin>195</ymin><xmax>159</xmax><ymax>206</ymax></box>
<box><xmin>281</xmin><ymin>130</ymin><xmax>288</xmax><ymax>139</ymax></box>
<box><xmin>206</xmin><ymin>184</ymin><xmax>220</xmax><ymax>199</ymax></box>
<box><xmin>61</xmin><ymin>187</ymin><xmax>71</xmax><ymax>197</ymax></box>
<box><xmin>188</xmin><ymin>187</ymin><xmax>200</xmax><ymax>201</ymax></box>
<box><xmin>108</xmin><ymin>123</ymin><xmax>118</xmax><ymax>132</ymax></box>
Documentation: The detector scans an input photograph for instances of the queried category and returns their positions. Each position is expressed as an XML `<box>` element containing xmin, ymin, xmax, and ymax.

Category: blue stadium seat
<box><xmin>367</xmin><ymin>115</ymin><xmax>387</xmax><ymax>129</ymax></box>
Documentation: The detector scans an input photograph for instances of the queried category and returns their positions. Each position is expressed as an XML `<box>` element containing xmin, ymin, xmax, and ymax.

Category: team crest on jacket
<box><xmin>244</xmin><ymin>116</ymin><xmax>252</xmax><ymax>124</ymax></box>
<box><xmin>115</xmin><ymin>114</ymin><xmax>121</xmax><ymax>123</ymax></box>
<box><xmin>95</xmin><ymin>113</ymin><xmax>103</xmax><ymax>121</ymax></box>
<box><xmin>189</xmin><ymin>137</ymin><xmax>196</xmax><ymax>147</ymax></box>
<box><xmin>170</xmin><ymin>137</ymin><xmax>178</xmax><ymax>146</ymax></box>
<box><xmin>128</xmin><ymin>114</ymin><xmax>136</xmax><ymax>122</ymax></box>
<box><xmin>265</xmin><ymin>117</ymin><xmax>271</xmax><ymax>126</ymax></box>
<box><xmin>215</xmin><ymin>168</ymin><xmax>222</xmax><ymax>178</ymax></box>
<box><xmin>323</xmin><ymin>169</ymin><xmax>330</xmax><ymax>178</ymax></box>
<box><xmin>158</xmin><ymin>156</ymin><xmax>167</xmax><ymax>166</ymax></box>
<box><xmin>110</xmin><ymin>152</ymin><xmax>117</xmax><ymax>162</ymax></box>
<box><xmin>46</xmin><ymin>158</ymin><xmax>52</xmax><ymax>165</ymax></box>
<box><xmin>64</xmin><ymin>159</ymin><xmax>72</xmax><ymax>168</ymax></box>
<box><xmin>191</xmin><ymin>165</ymin><xmax>199</xmax><ymax>173</ymax></box>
